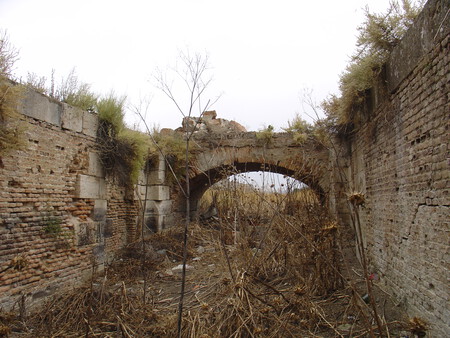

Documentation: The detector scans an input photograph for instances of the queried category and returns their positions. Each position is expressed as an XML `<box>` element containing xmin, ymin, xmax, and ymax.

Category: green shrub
<box><xmin>326</xmin><ymin>0</ymin><xmax>424</xmax><ymax>126</ymax></box>
<box><xmin>118</xmin><ymin>128</ymin><xmax>151</xmax><ymax>185</ymax></box>
<box><xmin>283</xmin><ymin>115</ymin><xmax>312</xmax><ymax>144</ymax></box>
<box><xmin>256</xmin><ymin>125</ymin><xmax>274</xmax><ymax>145</ymax></box>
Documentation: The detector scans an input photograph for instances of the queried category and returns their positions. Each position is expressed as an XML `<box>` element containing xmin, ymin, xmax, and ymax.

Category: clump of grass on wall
<box><xmin>325</xmin><ymin>0</ymin><xmax>424</xmax><ymax>126</ymax></box>
<box><xmin>97</xmin><ymin>93</ymin><xmax>150</xmax><ymax>187</ymax></box>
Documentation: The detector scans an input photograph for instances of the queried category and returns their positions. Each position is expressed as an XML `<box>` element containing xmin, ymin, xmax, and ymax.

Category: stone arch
<box><xmin>173</xmin><ymin>132</ymin><xmax>330</xmax><ymax>213</ymax></box>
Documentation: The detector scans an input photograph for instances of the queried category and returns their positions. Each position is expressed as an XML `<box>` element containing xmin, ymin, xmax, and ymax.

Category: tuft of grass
<box><xmin>97</xmin><ymin>93</ymin><xmax>151</xmax><ymax>187</ymax></box>
<box><xmin>96</xmin><ymin>93</ymin><xmax>126</xmax><ymax>134</ymax></box>
<box><xmin>117</xmin><ymin>128</ymin><xmax>151</xmax><ymax>185</ymax></box>
<box><xmin>24</xmin><ymin>72</ymin><xmax>48</xmax><ymax>95</ymax></box>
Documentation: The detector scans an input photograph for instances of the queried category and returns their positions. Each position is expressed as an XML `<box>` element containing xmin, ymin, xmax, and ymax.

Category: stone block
<box><xmin>19</xmin><ymin>88</ymin><xmax>61</xmax><ymax>126</ymax></box>
<box><xmin>82</xmin><ymin>111</ymin><xmax>98</xmax><ymax>138</ymax></box>
<box><xmin>104</xmin><ymin>218</ymin><xmax>114</xmax><ymax>238</ymax></box>
<box><xmin>149</xmin><ymin>170</ymin><xmax>165</xmax><ymax>185</ymax></box>
<box><xmin>148</xmin><ymin>186</ymin><xmax>170</xmax><ymax>201</ymax></box>
<box><xmin>203</xmin><ymin>110</ymin><xmax>217</xmax><ymax>120</ymax></box>
<box><xmin>93</xmin><ymin>199</ymin><xmax>107</xmax><ymax>221</ymax></box>
<box><xmin>145</xmin><ymin>200</ymin><xmax>172</xmax><ymax>215</ymax></box>
<box><xmin>151</xmin><ymin>154</ymin><xmax>166</xmax><ymax>171</ymax></box>
<box><xmin>145</xmin><ymin>214</ymin><xmax>164</xmax><ymax>232</ymax></box>
<box><xmin>135</xmin><ymin>185</ymin><xmax>170</xmax><ymax>201</ymax></box>
<box><xmin>93</xmin><ymin>244</ymin><xmax>105</xmax><ymax>264</ymax></box>
<box><xmin>137</xmin><ymin>170</ymin><xmax>146</xmax><ymax>185</ymax></box>
<box><xmin>135</xmin><ymin>185</ymin><xmax>147</xmax><ymax>200</ymax></box>
<box><xmin>61</xmin><ymin>104</ymin><xmax>83</xmax><ymax>132</ymax></box>
<box><xmin>75</xmin><ymin>174</ymin><xmax>106</xmax><ymax>199</ymax></box>
<box><xmin>88</xmin><ymin>152</ymin><xmax>104</xmax><ymax>178</ymax></box>
<box><xmin>74</xmin><ymin>221</ymin><xmax>96</xmax><ymax>246</ymax></box>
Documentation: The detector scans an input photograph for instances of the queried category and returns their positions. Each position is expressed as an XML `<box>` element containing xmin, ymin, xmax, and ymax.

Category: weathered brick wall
<box><xmin>347</xmin><ymin>0</ymin><xmax>449</xmax><ymax>335</ymax></box>
<box><xmin>0</xmin><ymin>88</ymin><xmax>139</xmax><ymax>310</ymax></box>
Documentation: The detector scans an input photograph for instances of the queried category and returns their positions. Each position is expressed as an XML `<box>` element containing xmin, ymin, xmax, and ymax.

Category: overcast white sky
<box><xmin>0</xmin><ymin>0</ymin><xmax>394</xmax><ymax>132</ymax></box>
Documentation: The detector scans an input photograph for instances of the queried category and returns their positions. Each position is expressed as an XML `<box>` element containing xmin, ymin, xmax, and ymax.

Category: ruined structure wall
<box><xmin>0</xmin><ymin>89</ymin><xmax>139</xmax><ymax>310</ymax></box>
<box><xmin>347</xmin><ymin>0</ymin><xmax>449</xmax><ymax>334</ymax></box>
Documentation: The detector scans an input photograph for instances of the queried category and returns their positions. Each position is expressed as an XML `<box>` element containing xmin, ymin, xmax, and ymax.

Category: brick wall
<box><xmin>0</xmin><ymin>88</ymin><xmax>139</xmax><ymax>310</ymax></box>
<box><xmin>347</xmin><ymin>0</ymin><xmax>449</xmax><ymax>335</ymax></box>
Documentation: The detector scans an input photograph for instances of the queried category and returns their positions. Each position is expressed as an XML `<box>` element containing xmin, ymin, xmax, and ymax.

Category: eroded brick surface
<box><xmin>0</xmin><ymin>106</ymin><xmax>139</xmax><ymax>310</ymax></box>
<box><xmin>349</xmin><ymin>21</ymin><xmax>449</xmax><ymax>336</ymax></box>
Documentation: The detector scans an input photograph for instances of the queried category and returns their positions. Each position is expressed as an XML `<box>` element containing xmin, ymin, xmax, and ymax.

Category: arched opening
<box><xmin>185</xmin><ymin>161</ymin><xmax>326</xmax><ymax>217</ymax></box>
<box><xmin>197</xmin><ymin>171</ymin><xmax>319</xmax><ymax>221</ymax></box>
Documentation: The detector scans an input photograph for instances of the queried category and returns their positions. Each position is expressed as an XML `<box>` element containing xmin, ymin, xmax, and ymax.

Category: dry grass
<box><xmin>2</xmin><ymin>186</ymin><xmax>412</xmax><ymax>337</ymax></box>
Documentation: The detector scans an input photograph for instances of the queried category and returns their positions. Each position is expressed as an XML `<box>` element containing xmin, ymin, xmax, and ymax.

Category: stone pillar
<box><xmin>136</xmin><ymin>154</ymin><xmax>173</xmax><ymax>232</ymax></box>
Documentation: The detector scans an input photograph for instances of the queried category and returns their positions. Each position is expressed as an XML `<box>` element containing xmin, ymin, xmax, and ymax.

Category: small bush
<box><xmin>118</xmin><ymin>128</ymin><xmax>151</xmax><ymax>185</ymax></box>
<box><xmin>0</xmin><ymin>30</ymin><xmax>18</xmax><ymax>78</ymax></box>
<box><xmin>256</xmin><ymin>125</ymin><xmax>274</xmax><ymax>145</ymax></box>
<box><xmin>55</xmin><ymin>69</ymin><xmax>98</xmax><ymax>111</ymax></box>
<box><xmin>326</xmin><ymin>0</ymin><xmax>424</xmax><ymax>126</ymax></box>
<box><xmin>25</xmin><ymin>72</ymin><xmax>48</xmax><ymax>95</ymax></box>
<box><xmin>0</xmin><ymin>31</ymin><xmax>25</xmax><ymax>155</ymax></box>
<box><xmin>283</xmin><ymin>114</ymin><xmax>312</xmax><ymax>144</ymax></box>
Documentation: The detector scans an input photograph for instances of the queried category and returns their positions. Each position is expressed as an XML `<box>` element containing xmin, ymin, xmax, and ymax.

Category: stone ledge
<box><xmin>19</xmin><ymin>88</ymin><xmax>62</xmax><ymax>126</ymax></box>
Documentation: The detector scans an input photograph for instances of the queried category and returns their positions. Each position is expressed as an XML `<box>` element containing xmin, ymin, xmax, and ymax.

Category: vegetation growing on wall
<box><xmin>96</xmin><ymin>93</ymin><xmax>150</xmax><ymax>187</ymax></box>
<box><xmin>148</xmin><ymin>128</ymin><xmax>188</xmax><ymax>183</ymax></box>
<box><xmin>283</xmin><ymin>114</ymin><xmax>312</xmax><ymax>144</ymax></box>
<box><xmin>54</xmin><ymin>69</ymin><xmax>98</xmax><ymax>111</ymax></box>
<box><xmin>0</xmin><ymin>30</ymin><xmax>25</xmax><ymax>156</ymax></box>
<box><xmin>255</xmin><ymin>125</ymin><xmax>274</xmax><ymax>145</ymax></box>
<box><xmin>324</xmin><ymin>0</ymin><xmax>424</xmax><ymax>127</ymax></box>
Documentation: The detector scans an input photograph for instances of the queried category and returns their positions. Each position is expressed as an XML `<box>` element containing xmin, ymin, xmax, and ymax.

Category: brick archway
<box><xmin>170</xmin><ymin>132</ymin><xmax>332</xmax><ymax>217</ymax></box>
